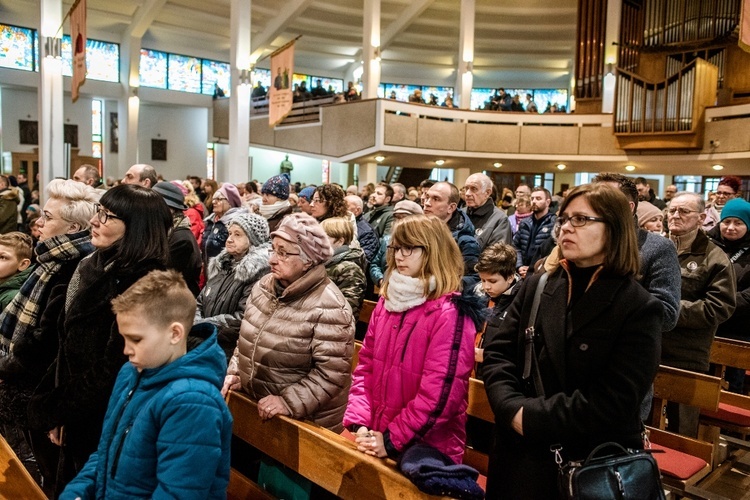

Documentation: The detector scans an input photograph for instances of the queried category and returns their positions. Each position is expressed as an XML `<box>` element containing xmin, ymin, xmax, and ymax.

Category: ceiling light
<box><xmin>374</xmin><ymin>155</ymin><xmax>385</xmax><ymax>163</ymax></box>
<box><xmin>712</xmin><ymin>164</ymin><xmax>724</xmax><ymax>171</ymax></box>
<box><xmin>493</xmin><ymin>162</ymin><xmax>502</xmax><ymax>168</ymax></box>
<box><xmin>556</xmin><ymin>163</ymin><xmax>566</xmax><ymax>170</ymax></box>
<box><xmin>625</xmin><ymin>165</ymin><xmax>636</xmax><ymax>172</ymax></box>
<box><xmin>435</xmin><ymin>160</ymin><xmax>445</xmax><ymax>166</ymax></box>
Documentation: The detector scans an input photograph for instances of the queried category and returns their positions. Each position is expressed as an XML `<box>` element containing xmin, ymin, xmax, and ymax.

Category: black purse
<box><xmin>553</xmin><ymin>442</ymin><xmax>666</xmax><ymax>500</ymax></box>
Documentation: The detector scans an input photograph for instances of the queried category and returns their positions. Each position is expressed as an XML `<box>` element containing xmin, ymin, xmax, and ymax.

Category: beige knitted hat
<box><xmin>271</xmin><ymin>212</ymin><xmax>333</xmax><ymax>265</ymax></box>
<box><xmin>636</xmin><ymin>201</ymin><xmax>663</xmax><ymax>228</ymax></box>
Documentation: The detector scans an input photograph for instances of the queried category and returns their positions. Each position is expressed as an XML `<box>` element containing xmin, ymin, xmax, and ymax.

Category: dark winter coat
<box><xmin>0</xmin><ymin>187</ymin><xmax>19</xmax><ymax>234</ymax></box>
<box><xmin>60</xmin><ymin>327</ymin><xmax>232</xmax><ymax>500</ymax></box>
<box><xmin>325</xmin><ymin>245</ymin><xmax>366</xmax><ymax>318</ymax></box>
<box><xmin>168</xmin><ymin>218</ymin><xmax>202</xmax><ymax>297</ymax></box>
<box><xmin>355</xmin><ymin>214</ymin><xmax>379</xmax><ymax>264</ymax></box>
<box><xmin>465</xmin><ymin>198</ymin><xmax>512</xmax><ymax>251</ymax></box>
<box><xmin>364</xmin><ymin>204</ymin><xmax>394</xmax><ymax>239</ymax></box>
<box><xmin>482</xmin><ymin>263</ymin><xmax>662</xmax><ymax>499</ymax></box>
<box><xmin>195</xmin><ymin>243</ymin><xmax>271</xmax><ymax>360</ymax></box>
<box><xmin>707</xmin><ymin>226</ymin><xmax>750</xmax><ymax>341</ymax></box>
<box><xmin>513</xmin><ymin>211</ymin><xmax>557</xmax><ymax>268</ymax></box>
<box><xmin>28</xmin><ymin>249</ymin><xmax>164</xmax><ymax>486</ymax></box>
<box><xmin>448</xmin><ymin>210</ymin><xmax>480</xmax><ymax>283</ymax></box>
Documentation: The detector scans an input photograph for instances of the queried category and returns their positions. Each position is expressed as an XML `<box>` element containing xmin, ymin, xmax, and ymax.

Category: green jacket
<box><xmin>0</xmin><ymin>188</ymin><xmax>20</xmax><ymax>235</ymax></box>
<box><xmin>0</xmin><ymin>265</ymin><xmax>35</xmax><ymax>313</ymax></box>
<box><xmin>325</xmin><ymin>246</ymin><xmax>366</xmax><ymax>319</ymax></box>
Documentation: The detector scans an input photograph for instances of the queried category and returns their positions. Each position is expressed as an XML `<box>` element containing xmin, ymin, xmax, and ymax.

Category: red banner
<box><xmin>269</xmin><ymin>41</ymin><xmax>295</xmax><ymax>127</ymax></box>
<box><xmin>742</xmin><ymin>0</ymin><xmax>750</xmax><ymax>53</ymax></box>
<box><xmin>71</xmin><ymin>0</ymin><xmax>86</xmax><ymax>102</ymax></box>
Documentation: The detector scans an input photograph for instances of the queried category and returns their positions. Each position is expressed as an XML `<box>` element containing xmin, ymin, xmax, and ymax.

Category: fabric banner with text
<box><xmin>741</xmin><ymin>0</ymin><xmax>750</xmax><ymax>53</ymax></box>
<box><xmin>269</xmin><ymin>42</ymin><xmax>295</xmax><ymax>127</ymax></box>
<box><xmin>71</xmin><ymin>0</ymin><xmax>87</xmax><ymax>102</ymax></box>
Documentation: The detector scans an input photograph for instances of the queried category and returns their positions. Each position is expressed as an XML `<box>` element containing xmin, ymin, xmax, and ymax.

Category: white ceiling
<box><xmin>3</xmin><ymin>0</ymin><xmax>578</xmax><ymax>88</ymax></box>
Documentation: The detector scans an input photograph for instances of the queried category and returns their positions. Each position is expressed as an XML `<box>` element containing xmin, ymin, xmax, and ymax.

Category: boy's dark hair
<box><xmin>475</xmin><ymin>242</ymin><xmax>517</xmax><ymax>278</ymax></box>
<box><xmin>592</xmin><ymin>172</ymin><xmax>639</xmax><ymax>211</ymax></box>
<box><xmin>0</xmin><ymin>232</ymin><xmax>33</xmax><ymax>261</ymax></box>
<box><xmin>112</xmin><ymin>269</ymin><xmax>196</xmax><ymax>332</ymax></box>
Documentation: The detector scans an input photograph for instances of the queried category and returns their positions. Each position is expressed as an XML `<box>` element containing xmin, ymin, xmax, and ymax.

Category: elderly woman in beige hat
<box><xmin>222</xmin><ymin>212</ymin><xmax>355</xmax><ymax>432</ymax></box>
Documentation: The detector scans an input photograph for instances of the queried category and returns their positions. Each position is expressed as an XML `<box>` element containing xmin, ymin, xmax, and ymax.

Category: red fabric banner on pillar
<box><xmin>741</xmin><ymin>0</ymin><xmax>750</xmax><ymax>53</ymax></box>
<box><xmin>268</xmin><ymin>41</ymin><xmax>295</xmax><ymax>127</ymax></box>
<box><xmin>71</xmin><ymin>0</ymin><xmax>87</xmax><ymax>102</ymax></box>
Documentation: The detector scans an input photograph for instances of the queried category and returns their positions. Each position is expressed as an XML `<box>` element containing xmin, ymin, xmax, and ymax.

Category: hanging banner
<box><xmin>269</xmin><ymin>41</ymin><xmax>295</xmax><ymax>127</ymax></box>
<box><xmin>71</xmin><ymin>0</ymin><xmax>87</xmax><ymax>102</ymax></box>
<box><xmin>742</xmin><ymin>0</ymin><xmax>750</xmax><ymax>53</ymax></box>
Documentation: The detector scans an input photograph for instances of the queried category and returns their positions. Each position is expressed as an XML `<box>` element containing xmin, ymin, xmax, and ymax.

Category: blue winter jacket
<box><xmin>60</xmin><ymin>325</ymin><xmax>233</xmax><ymax>500</ymax></box>
<box><xmin>513</xmin><ymin>211</ymin><xmax>557</xmax><ymax>268</ymax></box>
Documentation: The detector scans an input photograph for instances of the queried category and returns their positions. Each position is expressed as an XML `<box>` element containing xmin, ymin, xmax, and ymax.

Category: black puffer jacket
<box><xmin>707</xmin><ymin>226</ymin><xmax>750</xmax><ymax>340</ymax></box>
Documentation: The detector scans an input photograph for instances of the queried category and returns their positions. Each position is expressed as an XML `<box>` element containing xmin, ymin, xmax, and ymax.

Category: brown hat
<box><xmin>271</xmin><ymin>212</ymin><xmax>333</xmax><ymax>266</ymax></box>
<box><xmin>393</xmin><ymin>200</ymin><xmax>423</xmax><ymax>216</ymax></box>
<box><xmin>636</xmin><ymin>201</ymin><xmax>663</xmax><ymax>228</ymax></box>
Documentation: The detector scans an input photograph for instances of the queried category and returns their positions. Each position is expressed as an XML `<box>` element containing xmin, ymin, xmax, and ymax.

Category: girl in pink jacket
<box><xmin>343</xmin><ymin>215</ymin><xmax>477</xmax><ymax>464</ymax></box>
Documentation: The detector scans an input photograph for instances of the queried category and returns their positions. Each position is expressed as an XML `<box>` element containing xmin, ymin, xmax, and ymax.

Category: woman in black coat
<box><xmin>482</xmin><ymin>183</ymin><xmax>662</xmax><ymax>499</ymax></box>
<box><xmin>28</xmin><ymin>184</ymin><xmax>171</xmax><ymax>494</ymax></box>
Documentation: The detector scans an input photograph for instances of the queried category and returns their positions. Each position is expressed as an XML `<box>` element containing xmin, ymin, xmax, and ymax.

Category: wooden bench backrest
<box><xmin>710</xmin><ymin>337</ymin><xmax>750</xmax><ymax>375</ymax></box>
<box><xmin>651</xmin><ymin>365</ymin><xmax>722</xmax><ymax>429</ymax></box>
<box><xmin>227</xmin><ymin>390</ymin><xmax>448</xmax><ymax>500</ymax></box>
<box><xmin>0</xmin><ymin>434</ymin><xmax>46</xmax><ymax>500</ymax></box>
<box><xmin>359</xmin><ymin>299</ymin><xmax>377</xmax><ymax>325</ymax></box>
<box><xmin>467</xmin><ymin>378</ymin><xmax>494</xmax><ymax>424</ymax></box>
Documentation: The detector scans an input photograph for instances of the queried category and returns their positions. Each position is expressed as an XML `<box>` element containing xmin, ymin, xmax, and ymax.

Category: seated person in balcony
<box><xmin>409</xmin><ymin>89</ymin><xmax>425</xmax><ymax>104</ymax></box>
<box><xmin>510</xmin><ymin>94</ymin><xmax>524</xmax><ymax>111</ymax></box>
<box><xmin>311</xmin><ymin>79</ymin><xmax>328</xmax><ymax>98</ymax></box>
<box><xmin>525</xmin><ymin>93</ymin><xmax>538</xmax><ymax>113</ymax></box>
<box><xmin>345</xmin><ymin>81</ymin><xmax>360</xmax><ymax>101</ymax></box>
<box><xmin>223</xmin><ymin>213</ymin><xmax>354</xmax><ymax>433</ymax></box>
<box><xmin>441</xmin><ymin>95</ymin><xmax>456</xmax><ymax>108</ymax></box>
<box><xmin>491</xmin><ymin>88</ymin><xmax>512</xmax><ymax>111</ymax></box>
<box><xmin>251</xmin><ymin>82</ymin><xmax>267</xmax><ymax>99</ymax></box>
<box><xmin>427</xmin><ymin>93</ymin><xmax>439</xmax><ymax>106</ymax></box>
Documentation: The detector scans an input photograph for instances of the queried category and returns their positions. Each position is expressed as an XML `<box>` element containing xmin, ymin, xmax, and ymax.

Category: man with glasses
<box><xmin>703</xmin><ymin>175</ymin><xmax>742</xmax><ymax>230</ymax></box>
<box><xmin>662</xmin><ymin>192</ymin><xmax>736</xmax><ymax>437</ymax></box>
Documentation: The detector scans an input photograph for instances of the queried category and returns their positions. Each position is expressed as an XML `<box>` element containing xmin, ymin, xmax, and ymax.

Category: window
<box><xmin>206</xmin><ymin>143</ymin><xmax>215</xmax><ymax>180</ymax></box>
<box><xmin>168</xmin><ymin>53</ymin><xmax>201</xmax><ymax>93</ymax></box>
<box><xmin>252</xmin><ymin>68</ymin><xmax>271</xmax><ymax>90</ymax></box>
<box><xmin>91</xmin><ymin>100</ymin><xmax>102</xmax><ymax>158</ymax></box>
<box><xmin>0</xmin><ymin>24</ymin><xmax>36</xmax><ymax>71</ymax></box>
<box><xmin>201</xmin><ymin>59</ymin><xmax>231</xmax><ymax>96</ymax></box>
<box><xmin>139</xmin><ymin>49</ymin><xmax>168</xmax><ymax>89</ymax></box>
<box><xmin>61</xmin><ymin>36</ymin><xmax>119</xmax><ymax>82</ymax></box>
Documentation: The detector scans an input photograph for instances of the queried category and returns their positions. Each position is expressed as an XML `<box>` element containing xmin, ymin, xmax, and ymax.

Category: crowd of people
<box><xmin>0</xmin><ymin>163</ymin><xmax>747</xmax><ymax>499</ymax></box>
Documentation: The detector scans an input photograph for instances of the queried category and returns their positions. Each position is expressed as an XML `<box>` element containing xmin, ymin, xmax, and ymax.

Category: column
<box><xmin>362</xmin><ymin>0</ymin><xmax>381</xmax><ymax>99</ymax></box>
<box><xmin>453</xmin><ymin>167</ymin><xmax>471</xmax><ymax>189</ymax></box>
<box><xmin>602</xmin><ymin>0</ymin><xmax>621</xmax><ymax>113</ymax></box>
<box><xmin>359</xmin><ymin>162</ymin><xmax>379</xmax><ymax>187</ymax></box>
<box><xmin>227</xmin><ymin>0</ymin><xmax>252</xmax><ymax>183</ymax></box>
<box><xmin>455</xmin><ymin>0</ymin><xmax>475</xmax><ymax>109</ymax></box>
<box><xmin>118</xmin><ymin>35</ymin><xmax>141</xmax><ymax>177</ymax></box>
<box><xmin>39</xmin><ymin>0</ymin><xmax>64</xmax><ymax>197</ymax></box>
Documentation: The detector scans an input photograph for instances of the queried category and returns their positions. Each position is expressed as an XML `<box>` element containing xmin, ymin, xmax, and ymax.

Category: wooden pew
<box><xmin>226</xmin><ymin>390</ymin><xmax>449</xmax><ymax>500</ymax></box>
<box><xmin>0</xmin><ymin>433</ymin><xmax>46</xmax><ymax>500</ymax></box>
<box><xmin>648</xmin><ymin>365</ymin><xmax>724</xmax><ymax>498</ymax></box>
<box><xmin>464</xmin><ymin>378</ymin><xmax>494</xmax><ymax>479</ymax></box>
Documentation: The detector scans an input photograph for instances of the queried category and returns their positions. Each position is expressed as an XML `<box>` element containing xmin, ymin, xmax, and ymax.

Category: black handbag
<box><xmin>554</xmin><ymin>442</ymin><xmax>666</xmax><ymax>500</ymax></box>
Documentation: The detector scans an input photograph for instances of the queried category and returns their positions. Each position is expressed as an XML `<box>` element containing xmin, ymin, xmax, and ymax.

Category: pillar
<box><xmin>453</xmin><ymin>167</ymin><xmax>471</xmax><ymax>189</ymax></box>
<box><xmin>359</xmin><ymin>162</ymin><xmax>379</xmax><ymax>187</ymax></box>
<box><xmin>39</xmin><ymin>0</ymin><xmax>64</xmax><ymax>198</ymax></box>
<box><xmin>362</xmin><ymin>0</ymin><xmax>381</xmax><ymax>99</ymax></box>
<box><xmin>119</xmin><ymin>35</ymin><xmax>141</xmax><ymax>177</ymax></box>
<box><xmin>455</xmin><ymin>0</ymin><xmax>475</xmax><ymax>109</ymax></box>
<box><xmin>227</xmin><ymin>0</ymin><xmax>252</xmax><ymax>183</ymax></box>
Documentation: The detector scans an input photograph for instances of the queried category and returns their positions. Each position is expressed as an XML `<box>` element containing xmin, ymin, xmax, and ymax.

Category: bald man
<box><xmin>122</xmin><ymin>164</ymin><xmax>158</xmax><ymax>188</ymax></box>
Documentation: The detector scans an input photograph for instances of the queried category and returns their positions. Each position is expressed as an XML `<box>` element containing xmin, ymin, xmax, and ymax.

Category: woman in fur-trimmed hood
<box><xmin>194</xmin><ymin>212</ymin><xmax>271</xmax><ymax>361</ymax></box>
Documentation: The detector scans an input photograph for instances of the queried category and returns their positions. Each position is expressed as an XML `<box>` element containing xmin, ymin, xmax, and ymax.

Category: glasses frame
<box><xmin>94</xmin><ymin>204</ymin><xmax>124</xmax><ymax>224</ymax></box>
<box><xmin>667</xmin><ymin>207</ymin><xmax>699</xmax><ymax>217</ymax></box>
<box><xmin>555</xmin><ymin>215</ymin><xmax>607</xmax><ymax>231</ymax></box>
<box><xmin>386</xmin><ymin>245</ymin><xmax>424</xmax><ymax>257</ymax></box>
<box><xmin>269</xmin><ymin>248</ymin><xmax>302</xmax><ymax>261</ymax></box>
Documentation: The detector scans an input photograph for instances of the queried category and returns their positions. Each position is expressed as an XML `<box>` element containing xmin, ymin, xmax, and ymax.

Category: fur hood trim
<box><xmin>207</xmin><ymin>242</ymin><xmax>271</xmax><ymax>283</ymax></box>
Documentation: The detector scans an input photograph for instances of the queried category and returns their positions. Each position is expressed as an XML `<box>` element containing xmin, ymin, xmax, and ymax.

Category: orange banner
<box><xmin>71</xmin><ymin>0</ymin><xmax>87</xmax><ymax>102</ymax></box>
<box><xmin>269</xmin><ymin>42</ymin><xmax>294</xmax><ymax>127</ymax></box>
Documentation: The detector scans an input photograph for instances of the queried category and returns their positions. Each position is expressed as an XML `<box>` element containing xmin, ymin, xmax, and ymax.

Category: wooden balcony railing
<box><xmin>614</xmin><ymin>58</ymin><xmax>718</xmax><ymax>149</ymax></box>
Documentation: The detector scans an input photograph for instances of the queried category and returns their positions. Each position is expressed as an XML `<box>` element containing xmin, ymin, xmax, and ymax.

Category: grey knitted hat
<box><xmin>271</xmin><ymin>212</ymin><xmax>333</xmax><ymax>266</ymax></box>
<box><xmin>229</xmin><ymin>212</ymin><xmax>270</xmax><ymax>247</ymax></box>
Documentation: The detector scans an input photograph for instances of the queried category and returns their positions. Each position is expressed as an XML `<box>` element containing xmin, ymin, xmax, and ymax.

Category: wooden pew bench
<box><xmin>0</xmin><ymin>433</ymin><xmax>46</xmax><ymax>500</ymax></box>
<box><xmin>649</xmin><ymin>365</ymin><xmax>725</xmax><ymax>499</ymax></box>
<box><xmin>226</xmin><ymin>390</ymin><xmax>450</xmax><ymax>500</ymax></box>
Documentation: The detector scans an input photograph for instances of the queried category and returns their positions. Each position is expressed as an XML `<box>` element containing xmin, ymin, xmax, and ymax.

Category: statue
<box><xmin>280</xmin><ymin>155</ymin><xmax>293</xmax><ymax>175</ymax></box>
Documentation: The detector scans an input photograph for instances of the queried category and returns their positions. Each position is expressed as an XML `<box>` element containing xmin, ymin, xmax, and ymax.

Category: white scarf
<box><xmin>260</xmin><ymin>200</ymin><xmax>291</xmax><ymax>219</ymax></box>
<box><xmin>384</xmin><ymin>271</ymin><xmax>436</xmax><ymax>312</ymax></box>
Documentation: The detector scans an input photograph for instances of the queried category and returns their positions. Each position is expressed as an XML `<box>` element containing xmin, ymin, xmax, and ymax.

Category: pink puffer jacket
<box><xmin>343</xmin><ymin>293</ymin><xmax>476</xmax><ymax>464</ymax></box>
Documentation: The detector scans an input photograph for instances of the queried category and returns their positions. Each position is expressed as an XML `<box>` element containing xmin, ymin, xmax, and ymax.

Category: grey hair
<box><xmin>673</xmin><ymin>191</ymin><xmax>705</xmax><ymax>213</ymax></box>
<box><xmin>467</xmin><ymin>173</ymin><xmax>493</xmax><ymax>192</ymax></box>
<box><xmin>344</xmin><ymin>194</ymin><xmax>363</xmax><ymax>210</ymax></box>
<box><xmin>392</xmin><ymin>183</ymin><xmax>406</xmax><ymax>197</ymax></box>
<box><xmin>46</xmin><ymin>179</ymin><xmax>102</xmax><ymax>230</ymax></box>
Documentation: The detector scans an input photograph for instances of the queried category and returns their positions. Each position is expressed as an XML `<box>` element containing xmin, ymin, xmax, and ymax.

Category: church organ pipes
<box><xmin>575</xmin><ymin>0</ymin><xmax>607</xmax><ymax>99</ymax></box>
<box><xmin>643</xmin><ymin>0</ymin><xmax>739</xmax><ymax>47</ymax></box>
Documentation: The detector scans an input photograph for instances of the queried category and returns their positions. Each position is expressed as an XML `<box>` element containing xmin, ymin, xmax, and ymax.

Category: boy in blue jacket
<box><xmin>61</xmin><ymin>270</ymin><xmax>232</xmax><ymax>499</ymax></box>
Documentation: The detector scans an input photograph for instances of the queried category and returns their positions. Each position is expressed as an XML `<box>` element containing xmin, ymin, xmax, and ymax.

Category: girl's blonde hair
<box><xmin>320</xmin><ymin>216</ymin><xmax>354</xmax><ymax>245</ymax></box>
<box><xmin>381</xmin><ymin>215</ymin><xmax>463</xmax><ymax>300</ymax></box>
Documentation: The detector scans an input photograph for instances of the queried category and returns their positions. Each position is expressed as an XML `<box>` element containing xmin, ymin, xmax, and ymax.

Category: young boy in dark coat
<box><xmin>60</xmin><ymin>270</ymin><xmax>232</xmax><ymax>499</ymax></box>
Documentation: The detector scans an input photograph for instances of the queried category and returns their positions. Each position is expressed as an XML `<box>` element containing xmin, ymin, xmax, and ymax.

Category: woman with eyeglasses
<box><xmin>703</xmin><ymin>175</ymin><xmax>741</xmax><ymax>230</ymax></box>
<box><xmin>344</xmin><ymin>215</ymin><xmax>480</xmax><ymax>466</ymax></box>
<box><xmin>0</xmin><ymin>179</ymin><xmax>100</xmax><ymax>493</ymax></box>
<box><xmin>481</xmin><ymin>184</ymin><xmax>662</xmax><ymax>499</ymax></box>
<box><xmin>202</xmin><ymin>183</ymin><xmax>244</xmax><ymax>263</ymax></box>
<box><xmin>222</xmin><ymin>212</ymin><xmax>354</xmax><ymax>432</ymax></box>
<box><xmin>28</xmin><ymin>184</ymin><xmax>171</xmax><ymax>494</ymax></box>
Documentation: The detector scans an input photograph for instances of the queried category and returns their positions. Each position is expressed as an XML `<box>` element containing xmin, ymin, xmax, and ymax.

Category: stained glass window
<box><xmin>252</xmin><ymin>68</ymin><xmax>271</xmax><ymax>90</ymax></box>
<box><xmin>61</xmin><ymin>36</ymin><xmax>119</xmax><ymax>82</ymax></box>
<box><xmin>470</xmin><ymin>88</ymin><xmax>496</xmax><ymax>110</ymax></box>
<box><xmin>92</xmin><ymin>99</ymin><xmax>102</xmax><ymax>159</ymax></box>
<box><xmin>139</xmin><ymin>49</ymin><xmax>168</xmax><ymax>89</ymax></box>
<box><xmin>309</xmin><ymin>76</ymin><xmax>343</xmax><ymax>94</ymax></box>
<box><xmin>202</xmin><ymin>59</ymin><xmax>231</xmax><ymax>97</ymax></box>
<box><xmin>168</xmin><ymin>53</ymin><xmax>201</xmax><ymax>93</ymax></box>
<box><xmin>0</xmin><ymin>24</ymin><xmax>35</xmax><ymax>71</ymax></box>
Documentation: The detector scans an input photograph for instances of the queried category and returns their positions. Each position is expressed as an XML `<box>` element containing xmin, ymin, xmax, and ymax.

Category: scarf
<box><xmin>384</xmin><ymin>271</ymin><xmax>436</xmax><ymax>312</ymax></box>
<box><xmin>0</xmin><ymin>231</ymin><xmax>94</xmax><ymax>355</ymax></box>
<box><xmin>514</xmin><ymin>211</ymin><xmax>532</xmax><ymax>227</ymax></box>
<box><xmin>260</xmin><ymin>200</ymin><xmax>291</xmax><ymax>219</ymax></box>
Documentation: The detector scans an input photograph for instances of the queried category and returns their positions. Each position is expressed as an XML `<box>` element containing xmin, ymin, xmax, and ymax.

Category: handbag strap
<box><xmin>522</xmin><ymin>272</ymin><xmax>549</xmax><ymax>398</ymax></box>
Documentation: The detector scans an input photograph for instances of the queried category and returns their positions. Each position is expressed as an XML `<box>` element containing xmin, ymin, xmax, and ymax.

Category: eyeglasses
<box><xmin>94</xmin><ymin>204</ymin><xmax>123</xmax><ymax>224</ymax></box>
<box><xmin>714</xmin><ymin>191</ymin><xmax>735</xmax><ymax>198</ymax></box>
<box><xmin>555</xmin><ymin>215</ymin><xmax>606</xmax><ymax>230</ymax></box>
<box><xmin>269</xmin><ymin>248</ymin><xmax>301</xmax><ymax>261</ymax></box>
<box><xmin>386</xmin><ymin>245</ymin><xmax>424</xmax><ymax>257</ymax></box>
<box><xmin>311</xmin><ymin>197</ymin><xmax>326</xmax><ymax>205</ymax></box>
<box><xmin>667</xmin><ymin>207</ymin><xmax>699</xmax><ymax>217</ymax></box>
<box><xmin>212</xmin><ymin>196</ymin><xmax>228</xmax><ymax>203</ymax></box>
